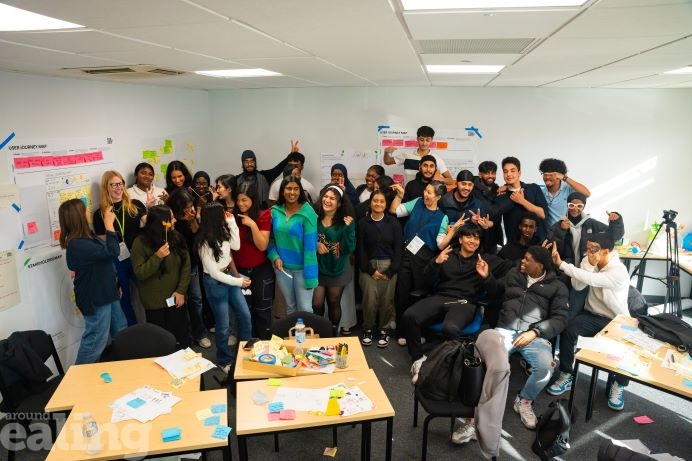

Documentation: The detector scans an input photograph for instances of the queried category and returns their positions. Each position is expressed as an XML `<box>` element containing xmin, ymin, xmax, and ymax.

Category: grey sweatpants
<box><xmin>474</xmin><ymin>329</ymin><xmax>511</xmax><ymax>458</ymax></box>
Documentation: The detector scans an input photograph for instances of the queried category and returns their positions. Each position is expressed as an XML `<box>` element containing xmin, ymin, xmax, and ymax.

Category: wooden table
<box><xmin>46</xmin><ymin>389</ymin><xmax>230</xmax><ymax>461</ymax></box>
<box><xmin>234</xmin><ymin>336</ymin><xmax>368</xmax><ymax>381</ymax></box>
<box><xmin>569</xmin><ymin>315</ymin><xmax>692</xmax><ymax>421</ymax></box>
<box><xmin>235</xmin><ymin>368</ymin><xmax>394</xmax><ymax>461</ymax></box>
<box><xmin>45</xmin><ymin>358</ymin><xmax>201</xmax><ymax>413</ymax></box>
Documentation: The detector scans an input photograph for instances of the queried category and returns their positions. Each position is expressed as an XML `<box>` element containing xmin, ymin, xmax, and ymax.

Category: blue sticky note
<box><xmin>204</xmin><ymin>415</ymin><xmax>220</xmax><ymax>426</ymax></box>
<box><xmin>162</xmin><ymin>427</ymin><xmax>181</xmax><ymax>442</ymax></box>
<box><xmin>211</xmin><ymin>404</ymin><xmax>227</xmax><ymax>414</ymax></box>
<box><xmin>268</xmin><ymin>402</ymin><xmax>284</xmax><ymax>413</ymax></box>
<box><xmin>617</xmin><ymin>364</ymin><xmax>640</xmax><ymax>376</ymax></box>
<box><xmin>211</xmin><ymin>425</ymin><xmax>232</xmax><ymax>440</ymax></box>
<box><xmin>127</xmin><ymin>397</ymin><xmax>146</xmax><ymax>408</ymax></box>
<box><xmin>100</xmin><ymin>372</ymin><xmax>112</xmax><ymax>383</ymax></box>
<box><xmin>619</xmin><ymin>324</ymin><xmax>638</xmax><ymax>332</ymax></box>
<box><xmin>683</xmin><ymin>380</ymin><xmax>692</xmax><ymax>388</ymax></box>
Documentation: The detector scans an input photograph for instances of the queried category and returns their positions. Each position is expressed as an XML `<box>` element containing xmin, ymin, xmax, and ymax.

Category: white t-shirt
<box><xmin>268</xmin><ymin>177</ymin><xmax>317</xmax><ymax>203</ymax></box>
<box><xmin>390</xmin><ymin>149</ymin><xmax>449</xmax><ymax>184</ymax></box>
<box><xmin>127</xmin><ymin>184</ymin><xmax>167</xmax><ymax>209</ymax></box>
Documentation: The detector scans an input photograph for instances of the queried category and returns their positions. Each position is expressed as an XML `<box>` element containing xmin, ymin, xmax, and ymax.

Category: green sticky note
<box><xmin>329</xmin><ymin>388</ymin><xmax>345</xmax><ymax>398</ymax></box>
<box><xmin>142</xmin><ymin>150</ymin><xmax>157</xmax><ymax>159</ymax></box>
<box><xmin>160</xmin><ymin>163</ymin><xmax>168</xmax><ymax>175</ymax></box>
<box><xmin>163</xmin><ymin>139</ymin><xmax>173</xmax><ymax>154</ymax></box>
<box><xmin>267</xmin><ymin>378</ymin><xmax>282</xmax><ymax>386</ymax></box>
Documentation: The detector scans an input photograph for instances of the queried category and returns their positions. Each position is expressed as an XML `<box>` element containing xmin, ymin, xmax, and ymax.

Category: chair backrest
<box><xmin>0</xmin><ymin>330</ymin><xmax>64</xmax><ymax>412</ymax></box>
<box><xmin>271</xmin><ymin>312</ymin><xmax>336</xmax><ymax>339</ymax></box>
<box><xmin>109</xmin><ymin>323</ymin><xmax>177</xmax><ymax>360</ymax></box>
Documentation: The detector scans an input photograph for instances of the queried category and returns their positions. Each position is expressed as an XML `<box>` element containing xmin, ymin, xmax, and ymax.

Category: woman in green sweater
<box><xmin>312</xmin><ymin>185</ymin><xmax>356</xmax><ymax>330</ymax></box>
<box><xmin>131</xmin><ymin>205</ymin><xmax>191</xmax><ymax>348</ymax></box>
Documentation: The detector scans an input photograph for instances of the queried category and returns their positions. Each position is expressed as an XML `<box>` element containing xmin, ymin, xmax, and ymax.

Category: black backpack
<box><xmin>638</xmin><ymin>313</ymin><xmax>692</xmax><ymax>356</ymax></box>
<box><xmin>416</xmin><ymin>339</ymin><xmax>482</xmax><ymax>404</ymax></box>
<box><xmin>532</xmin><ymin>399</ymin><xmax>576</xmax><ymax>461</ymax></box>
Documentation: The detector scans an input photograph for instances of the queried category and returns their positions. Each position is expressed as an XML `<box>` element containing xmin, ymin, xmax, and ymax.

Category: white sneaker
<box><xmin>451</xmin><ymin>420</ymin><xmax>476</xmax><ymax>445</ymax></box>
<box><xmin>410</xmin><ymin>355</ymin><xmax>427</xmax><ymax>385</ymax></box>
<box><xmin>513</xmin><ymin>396</ymin><xmax>537</xmax><ymax>429</ymax></box>
<box><xmin>197</xmin><ymin>337</ymin><xmax>212</xmax><ymax>349</ymax></box>
<box><xmin>228</xmin><ymin>335</ymin><xmax>237</xmax><ymax>346</ymax></box>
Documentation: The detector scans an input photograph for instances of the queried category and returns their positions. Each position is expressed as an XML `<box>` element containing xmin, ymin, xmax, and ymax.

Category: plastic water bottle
<box><xmin>294</xmin><ymin>317</ymin><xmax>306</xmax><ymax>357</ymax></box>
<box><xmin>82</xmin><ymin>412</ymin><xmax>101</xmax><ymax>455</ymax></box>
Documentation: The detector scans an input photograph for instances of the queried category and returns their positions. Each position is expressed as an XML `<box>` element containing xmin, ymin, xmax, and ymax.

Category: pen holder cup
<box><xmin>336</xmin><ymin>355</ymin><xmax>349</xmax><ymax>369</ymax></box>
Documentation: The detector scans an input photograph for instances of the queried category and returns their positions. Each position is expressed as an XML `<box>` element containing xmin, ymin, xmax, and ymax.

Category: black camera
<box><xmin>662</xmin><ymin>209</ymin><xmax>678</xmax><ymax>224</ymax></box>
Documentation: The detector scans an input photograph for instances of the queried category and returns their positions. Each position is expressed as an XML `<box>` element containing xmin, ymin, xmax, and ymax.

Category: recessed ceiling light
<box><xmin>402</xmin><ymin>0</ymin><xmax>587</xmax><ymax>10</ymax></box>
<box><xmin>663</xmin><ymin>66</ymin><xmax>692</xmax><ymax>75</ymax></box>
<box><xmin>427</xmin><ymin>65</ymin><xmax>504</xmax><ymax>74</ymax></box>
<box><xmin>0</xmin><ymin>3</ymin><xmax>84</xmax><ymax>31</ymax></box>
<box><xmin>194</xmin><ymin>69</ymin><xmax>282</xmax><ymax>78</ymax></box>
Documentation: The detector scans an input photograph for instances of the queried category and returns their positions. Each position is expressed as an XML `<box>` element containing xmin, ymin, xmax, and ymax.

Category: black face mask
<box><xmin>568</xmin><ymin>213</ymin><xmax>582</xmax><ymax>225</ymax></box>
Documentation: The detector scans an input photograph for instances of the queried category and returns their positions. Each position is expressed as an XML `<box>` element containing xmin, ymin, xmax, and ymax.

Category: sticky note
<box><xmin>267</xmin><ymin>412</ymin><xmax>280</xmax><ymax>421</ymax></box>
<box><xmin>100</xmin><ymin>372</ymin><xmax>112</xmax><ymax>383</ymax></box>
<box><xmin>204</xmin><ymin>415</ymin><xmax>220</xmax><ymax>426</ymax></box>
<box><xmin>633</xmin><ymin>415</ymin><xmax>654</xmax><ymax>424</ymax></box>
<box><xmin>324</xmin><ymin>447</ymin><xmax>338</xmax><ymax>457</ymax></box>
<box><xmin>211</xmin><ymin>404</ymin><xmax>227</xmax><ymax>414</ymax></box>
<box><xmin>143</xmin><ymin>150</ymin><xmax>158</xmax><ymax>159</ymax></box>
<box><xmin>279</xmin><ymin>409</ymin><xmax>296</xmax><ymax>420</ymax></box>
<box><xmin>683</xmin><ymin>380</ymin><xmax>692</xmax><ymax>388</ymax></box>
<box><xmin>252</xmin><ymin>390</ymin><xmax>268</xmax><ymax>405</ymax></box>
<box><xmin>163</xmin><ymin>139</ymin><xmax>173</xmax><ymax>154</ymax></box>
<box><xmin>27</xmin><ymin>221</ymin><xmax>38</xmax><ymax>234</ymax></box>
<box><xmin>619</xmin><ymin>324</ymin><xmax>638</xmax><ymax>332</ymax></box>
<box><xmin>329</xmin><ymin>388</ymin><xmax>345</xmax><ymax>398</ymax></box>
<box><xmin>617</xmin><ymin>363</ymin><xmax>640</xmax><ymax>376</ymax></box>
<box><xmin>127</xmin><ymin>397</ymin><xmax>146</xmax><ymax>408</ymax></box>
<box><xmin>196</xmin><ymin>408</ymin><xmax>214</xmax><ymax>420</ymax></box>
<box><xmin>267</xmin><ymin>378</ymin><xmax>282</xmax><ymax>386</ymax></box>
<box><xmin>53</xmin><ymin>229</ymin><xmax>61</xmax><ymax>241</ymax></box>
<box><xmin>162</xmin><ymin>428</ymin><xmax>181</xmax><ymax>442</ymax></box>
<box><xmin>211</xmin><ymin>425</ymin><xmax>232</xmax><ymax>440</ymax></box>
<box><xmin>268</xmin><ymin>402</ymin><xmax>284</xmax><ymax>413</ymax></box>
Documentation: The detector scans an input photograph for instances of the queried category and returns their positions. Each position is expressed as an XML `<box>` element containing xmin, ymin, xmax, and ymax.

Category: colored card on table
<box><xmin>267</xmin><ymin>378</ymin><xmax>282</xmax><ymax>386</ymax></box>
<box><xmin>267</xmin><ymin>412</ymin><xmax>280</xmax><ymax>421</ymax></box>
<box><xmin>127</xmin><ymin>397</ymin><xmax>146</xmax><ymax>408</ymax></box>
<box><xmin>211</xmin><ymin>425</ymin><xmax>232</xmax><ymax>440</ymax></box>
<box><xmin>633</xmin><ymin>415</ymin><xmax>654</xmax><ymax>424</ymax></box>
<box><xmin>196</xmin><ymin>408</ymin><xmax>214</xmax><ymax>420</ymax></box>
<box><xmin>279</xmin><ymin>409</ymin><xmax>296</xmax><ymax>420</ymax></box>
<box><xmin>211</xmin><ymin>403</ymin><xmax>227</xmax><ymax>414</ymax></box>
<box><xmin>162</xmin><ymin>428</ymin><xmax>181</xmax><ymax>442</ymax></box>
<box><xmin>204</xmin><ymin>415</ymin><xmax>220</xmax><ymax>426</ymax></box>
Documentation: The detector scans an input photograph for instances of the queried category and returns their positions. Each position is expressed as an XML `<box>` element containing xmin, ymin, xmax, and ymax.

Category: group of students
<box><xmin>58</xmin><ymin>129</ymin><xmax>633</xmax><ymax>458</ymax></box>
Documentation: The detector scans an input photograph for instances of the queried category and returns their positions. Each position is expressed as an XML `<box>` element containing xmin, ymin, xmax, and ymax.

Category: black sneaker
<box><xmin>361</xmin><ymin>330</ymin><xmax>373</xmax><ymax>346</ymax></box>
<box><xmin>377</xmin><ymin>330</ymin><xmax>389</xmax><ymax>348</ymax></box>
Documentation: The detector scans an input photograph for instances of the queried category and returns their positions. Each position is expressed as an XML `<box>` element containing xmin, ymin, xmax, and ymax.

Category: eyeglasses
<box><xmin>109</xmin><ymin>182</ymin><xmax>125</xmax><ymax>189</ymax></box>
<box><xmin>567</xmin><ymin>203</ymin><xmax>585</xmax><ymax>210</ymax></box>
<box><xmin>586</xmin><ymin>246</ymin><xmax>602</xmax><ymax>254</ymax></box>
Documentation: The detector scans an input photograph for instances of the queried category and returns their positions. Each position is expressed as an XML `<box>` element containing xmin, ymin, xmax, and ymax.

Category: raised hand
<box><xmin>606</xmin><ymin>210</ymin><xmax>619</xmax><ymax>222</ymax></box>
<box><xmin>475</xmin><ymin>253</ymin><xmax>489</xmax><ymax>279</ymax></box>
<box><xmin>550</xmin><ymin>242</ymin><xmax>562</xmax><ymax>266</ymax></box>
<box><xmin>435</xmin><ymin>245</ymin><xmax>453</xmax><ymax>264</ymax></box>
<box><xmin>290</xmin><ymin>139</ymin><xmax>300</xmax><ymax>153</ymax></box>
<box><xmin>560</xmin><ymin>216</ymin><xmax>570</xmax><ymax>230</ymax></box>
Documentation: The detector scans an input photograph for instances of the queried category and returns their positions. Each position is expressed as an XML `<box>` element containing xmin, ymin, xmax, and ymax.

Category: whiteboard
<box><xmin>320</xmin><ymin>149</ymin><xmax>381</xmax><ymax>187</ymax></box>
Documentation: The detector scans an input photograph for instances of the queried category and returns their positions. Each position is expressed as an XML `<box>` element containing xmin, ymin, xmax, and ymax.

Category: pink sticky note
<box><xmin>28</xmin><ymin>157</ymin><xmax>43</xmax><ymax>168</ymax></box>
<box><xmin>279</xmin><ymin>409</ymin><xmax>296</xmax><ymax>420</ymax></box>
<box><xmin>392</xmin><ymin>139</ymin><xmax>404</xmax><ymax>147</ymax></box>
<box><xmin>267</xmin><ymin>412</ymin><xmax>280</xmax><ymax>421</ymax></box>
<box><xmin>633</xmin><ymin>415</ymin><xmax>654</xmax><ymax>424</ymax></box>
<box><xmin>404</xmin><ymin>140</ymin><xmax>418</xmax><ymax>148</ymax></box>
<box><xmin>381</xmin><ymin>139</ymin><xmax>393</xmax><ymax>147</ymax></box>
<box><xmin>93</xmin><ymin>151</ymin><xmax>104</xmax><ymax>161</ymax></box>
<box><xmin>13</xmin><ymin>158</ymin><xmax>30</xmax><ymax>169</ymax></box>
<box><xmin>27</xmin><ymin>221</ymin><xmax>38</xmax><ymax>234</ymax></box>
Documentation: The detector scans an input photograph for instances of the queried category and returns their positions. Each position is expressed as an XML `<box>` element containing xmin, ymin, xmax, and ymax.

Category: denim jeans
<box><xmin>494</xmin><ymin>328</ymin><xmax>556</xmax><ymax>401</ymax></box>
<box><xmin>76</xmin><ymin>301</ymin><xmax>125</xmax><ymax>365</ymax></box>
<box><xmin>203</xmin><ymin>274</ymin><xmax>252</xmax><ymax>366</ymax></box>
<box><xmin>187</xmin><ymin>268</ymin><xmax>208</xmax><ymax>341</ymax></box>
<box><xmin>274</xmin><ymin>267</ymin><xmax>313</xmax><ymax>315</ymax></box>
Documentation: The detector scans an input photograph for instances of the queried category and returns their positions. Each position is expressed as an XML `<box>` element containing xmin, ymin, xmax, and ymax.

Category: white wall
<box><xmin>207</xmin><ymin>86</ymin><xmax>692</xmax><ymax>244</ymax></box>
<box><xmin>0</xmin><ymin>71</ymin><xmax>210</xmax><ymax>339</ymax></box>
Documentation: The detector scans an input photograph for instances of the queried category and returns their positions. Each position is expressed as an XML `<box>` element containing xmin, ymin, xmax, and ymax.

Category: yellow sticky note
<box><xmin>196</xmin><ymin>408</ymin><xmax>214</xmax><ymax>420</ymax></box>
<box><xmin>267</xmin><ymin>378</ymin><xmax>282</xmax><ymax>387</ymax></box>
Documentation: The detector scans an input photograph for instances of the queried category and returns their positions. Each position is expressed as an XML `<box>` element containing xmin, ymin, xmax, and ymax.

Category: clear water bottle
<box><xmin>294</xmin><ymin>317</ymin><xmax>306</xmax><ymax>357</ymax></box>
<box><xmin>82</xmin><ymin>412</ymin><xmax>102</xmax><ymax>455</ymax></box>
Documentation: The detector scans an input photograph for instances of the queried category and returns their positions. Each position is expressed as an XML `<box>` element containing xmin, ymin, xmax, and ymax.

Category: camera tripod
<box><xmin>631</xmin><ymin>210</ymin><xmax>681</xmax><ymax>317</ymax></box>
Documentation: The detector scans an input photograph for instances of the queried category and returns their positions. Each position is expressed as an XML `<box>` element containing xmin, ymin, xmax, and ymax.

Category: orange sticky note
<box><xmin>53</xmin><ymin>229</ymin><xmax>61</xmax><ymax>241</ymax></box>
<box><xmin>27</xmin><ymin>221</ymin><xmax>38</xmax><ymax>234</ymax></box>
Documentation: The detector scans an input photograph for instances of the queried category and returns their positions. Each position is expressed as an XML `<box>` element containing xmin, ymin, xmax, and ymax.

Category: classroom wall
<box><xmin>2</xmin><ymin>72</ymin><xmax>691</xmax><ymax>340</ymax></box>
<box><xmin>207</xmin><ymin>86</ymin><xmax>692</xmax><ymax>245</ymax></box>
<box><xmin>0</xmin><ymin>70</ymin><xmax>210</xmax><ymax>339</ymax></box>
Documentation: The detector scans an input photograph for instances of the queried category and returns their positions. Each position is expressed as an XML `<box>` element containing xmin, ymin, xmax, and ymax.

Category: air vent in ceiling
<box><xmin>61</xmin><ymin>65</ymin><xmax>186</xmax><ymax>79</ymax></box>
<box><xmin>417</xmin><ymin>38</ymin><xmax>536</xmax><ymax>54</ymax></box>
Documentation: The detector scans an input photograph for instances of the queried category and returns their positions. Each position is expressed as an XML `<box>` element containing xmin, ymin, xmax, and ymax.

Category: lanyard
<box><xmin>109</xmin><ymin>204</ymin><xmax>126</xmax><ymax>240</ymax></box>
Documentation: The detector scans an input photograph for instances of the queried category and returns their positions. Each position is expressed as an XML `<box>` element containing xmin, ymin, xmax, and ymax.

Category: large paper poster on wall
<box><xmin>377</xmin><ymin>127</ymin><xmax>478</xmax><ymax>183</ymax></box>
<box><xmin>320</xmin><ymin>150</ymin><xmax>381</xmax><ymax>187</ymax></box>
<box><xmin>23</xmin><ymin>246</ymin><xmax>84</xmax><ymax>366</ymax></box>
<box><xmin>7</xmin><ymin>136</ymin><xmax>113</xmax><ymax>174</ymax></box>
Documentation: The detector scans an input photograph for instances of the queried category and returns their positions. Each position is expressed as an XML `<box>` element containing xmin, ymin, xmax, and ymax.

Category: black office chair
<box><xmin>0</xmin><ymin>330</ymin><xmax>65</xmax><ymax>461</ymax></box>
<box><xmin>413</xmin><ymin>386</ymin><xmax>475</xmax><ymax>461</ymax></box>
<box><xmin>270</xmin><ymin>311</ymin><xmax>337</xmax><ymax>339</ymax></box>
<box><xmin>108</xmin><ymin>323</ymin><xmax>177</xmax><ymax>360</ymax></box>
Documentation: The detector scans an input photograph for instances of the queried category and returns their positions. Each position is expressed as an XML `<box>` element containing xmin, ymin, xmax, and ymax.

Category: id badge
<box><xmin>118</xmin><ymin>241</ymin><xmax>131</xmax><ymax>261</ymax></box>
<box><xmin>405</xmin><ymin>235</ymin><xmax>425</xmax><ymax>255</ymax></box>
